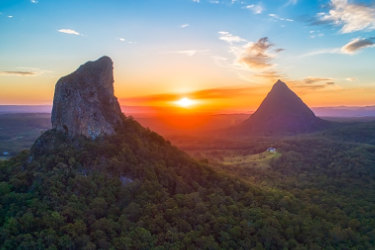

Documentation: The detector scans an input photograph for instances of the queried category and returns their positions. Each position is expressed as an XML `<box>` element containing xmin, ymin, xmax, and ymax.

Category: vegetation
<box><xmin>0</xmin><ymin>116</ymin><xmax>375</xmax><ymax>249</ymax></box>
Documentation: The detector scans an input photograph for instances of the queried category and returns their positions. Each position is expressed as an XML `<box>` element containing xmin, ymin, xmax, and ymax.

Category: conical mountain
<box><xmin>240</xmin><ymin>80</ymin><xmax>327</xmax><ymax>135</ymax></box>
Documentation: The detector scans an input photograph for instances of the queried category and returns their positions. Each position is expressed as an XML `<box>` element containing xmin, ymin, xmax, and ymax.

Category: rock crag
<box><xmin>51</xmin><ymin>56</ymin><xmax>123</xmax><ymax>139</ymax></box>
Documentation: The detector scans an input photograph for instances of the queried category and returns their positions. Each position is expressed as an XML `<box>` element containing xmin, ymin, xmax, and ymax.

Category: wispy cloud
<box><xmin>318</xmin><ymin>0</ymin><xmax>375</xmax><ymax>33</ymax></box>
<box><xmin>303</xmin><ymin>77</ymin><xmax>333</xmax><ymax>84</ymax></box>
<box><xmin>30</xmin><ymin>0</ymin><xmax>38</xmax><ymax>3</ymax></box>
<box><xmin>217</xmin><ymin>32</ymin><xmax>283</xmax><ymax>81</ymax></box>
<box><xmin>269</xmin><ymin>13</ymin><xmax>294</xmax><ymax>22</ymax></box>
<box><xmin>285</xmin><ymin>0</ymin><xmax>298</xmax><ymax>6</ymax></box>
<box><xmin>301</xmin><ymin>48</ymin><xmax>340</xmax><ymax>57</ymax></box>
<box><xmin>288</xmin><ymin>77</ymin><xmax>336</xmax><ymax>91</ymax></box>
<box><xmin>254</xmin><ymin>70</ymin><xmax>283</xmax><ymax>80</ymax></box>
<box><xmin>303</xmin><ymin>37</ymin><xmax>375</xmax><ymax>56</ymax></box>
<box><xmin>118</xmin><ymin>37</ymin><xmax>135</xmax><ymax>44</ymax></box>
<box><xmin>346</xmin><ymin>77</ymin><xmax>355</xmax><ymax>82</ymax></box>
<box><xmin>180</xmin><ymin>24</ymin><xmax>190</xmax><ymax>28</ymax></box>
<box><xmin>8</xmin><ymin>15</ymin><xmax>13</xmax><ymax>18</ymax></box>
<box><xmin>0</xmin><ymin>71</ymin><xmax>36</xmax><ymax>76</ymax></box>
<box><xmin>164</xmin><ymin>50</ymin><xmax>208</xmax><ymax>57</ymax></box>
<box><xmin>58</xmin><ymin>29</ymin><xmax>80</xmax><ymax>36</ymax></box>
<box><xmin>243</xmin><ymin>4</ymin><xmax>264</xmax><ymax>14</ymax></box>
<box><xmin>192</xmin><ymin>0</ymin><xmax>200</xmax><ymax>2</ymax></box>
<box><xmin>122</xmin><ymin>85</ymin><xmax>265</xmax><ymax>104</ymax></box>
<box><xmin>218</xmin><ymin>31</ymin><xmax>246</xmax><ymax>44</ymax></box>
<box><xmin>341</xmin><ymin>37</ymin><xmax>375</xmax><ymax>54</ymax></box>
<box><xmin>309</xmin><ymin>30</ymin><xmax>324</xmax><ymax>39</ymax></box>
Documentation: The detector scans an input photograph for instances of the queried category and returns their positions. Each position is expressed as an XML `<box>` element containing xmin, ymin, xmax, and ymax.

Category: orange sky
<box><xmin>1</xmin><ymin>0</ymin><xmax>375</xmax><ymax>111</ymax></box>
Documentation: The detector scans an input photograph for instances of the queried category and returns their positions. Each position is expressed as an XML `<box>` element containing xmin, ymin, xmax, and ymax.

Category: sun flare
<box><xmin>175</xmin><ymin>97</ymin><xmax>195</xmax><ymax>108</ymax></box>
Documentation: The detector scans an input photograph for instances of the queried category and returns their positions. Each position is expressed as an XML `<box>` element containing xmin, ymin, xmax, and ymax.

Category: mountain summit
<box><xmin>240</xmin><ymin>80</ymin><xmax>327</xmax><ymax>135</ymax></box>
<box><xmin>51</xmin><ymin>56</ymin><xmax>123</xmax><ymax>139</ymax></box>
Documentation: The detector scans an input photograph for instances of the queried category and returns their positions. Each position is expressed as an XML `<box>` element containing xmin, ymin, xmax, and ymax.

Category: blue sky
<box><xmin>1</xmin><ymin>0</ymin><xmax>375</xmax><ymax>109</ymax></box>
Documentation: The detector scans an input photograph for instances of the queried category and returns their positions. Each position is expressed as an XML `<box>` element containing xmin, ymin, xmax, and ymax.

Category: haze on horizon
<box><xmin>1</xmin><ymin>0</ymin><xmax>375</xmax><ymax>113</ymax></box>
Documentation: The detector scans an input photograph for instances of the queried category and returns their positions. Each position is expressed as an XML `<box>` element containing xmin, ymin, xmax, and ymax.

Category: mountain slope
<box><xmin>2</xmin><ymin>116</ymin><xmax>368</xmax><ymax>249</ymax></box>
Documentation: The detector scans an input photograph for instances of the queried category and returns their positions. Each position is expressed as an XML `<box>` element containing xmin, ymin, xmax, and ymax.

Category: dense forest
<box><xmin>1</xmin><ymin>116</ymin><xmax>375</xmax><ymax>249</ymax></box>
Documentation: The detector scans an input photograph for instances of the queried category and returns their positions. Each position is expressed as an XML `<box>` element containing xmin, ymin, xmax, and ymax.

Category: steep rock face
<box><xmin>51</xmin><ymin>56</ymin><xmax>123</xmax><ymax>139</ymax></box>
<box><xmin>240</xmin><ymin>80</ymin><xmax>327</xmax><ymax>135</ymax></box>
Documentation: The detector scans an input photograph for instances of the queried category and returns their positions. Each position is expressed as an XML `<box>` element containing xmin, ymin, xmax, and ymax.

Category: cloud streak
<box><xmin>269</xmin><ymin>13</ymin><xmax>294</xmax><ymax>22</ymax></box>
<box><xmin>0</xmin><ymin>71</ymin><xmax>36</xmax><ymax>76</ymax></box>
<box><xmin>243</xmin><ymin>4</ymin><xmax>264</xmax><ymax>14</ymax></box>
<box><xmin>163</xmin><ymin>50</ymin><xmax>208</xmax><ymax>57</ymax></box>
<box><xmin>122</xmin><ymin>86</ymin><xmax>266</xmax><ymax>104</ymax></box>
<box><xmin>303</xmin><ymin>37</ymin><xmax>375</xmax><ymax>56</ymax></box>
<box><xmin>58</xmin><ymin>29</ymin><xmax>80</xmax><ymax>36</ymax></box>
<box><xmin>341</xmin><ymin>37</ymin><xmax>375</xmax><ymax>54</ymax></box>
<box><xmin>218</xmin><ymin>31</ymin><xmax>246</xmax><ymax>44</ymax></box>
<box><xmin>318</xmin><ymin>0</ymin><xmax>375</xmax><ymax>33</ymax></box>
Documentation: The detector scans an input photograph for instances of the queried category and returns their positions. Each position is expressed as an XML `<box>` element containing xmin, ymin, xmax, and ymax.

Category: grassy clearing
<box><xmin>190</xmin><ymin>148</ymin><xmax>281</xmax><ymax>169</ymax></box>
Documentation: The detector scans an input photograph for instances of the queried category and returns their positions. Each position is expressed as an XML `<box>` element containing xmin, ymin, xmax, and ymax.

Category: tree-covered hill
<box><xmin>1</xmin><ymin>116</ymin><xmax>375</xmax><ymax>249</ymax></box>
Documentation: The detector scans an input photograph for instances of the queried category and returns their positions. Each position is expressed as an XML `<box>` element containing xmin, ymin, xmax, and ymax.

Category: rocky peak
<box><xmin>273</xmin><ymin>79</ymin><xmax>288</xmax><ymax>89</ymax></box>
<box><xmin>51</xmin><ymin>56</ymin><xmax>124</xmax><ymax>139</ymax></box>
<box><xmin>240</xmin><ymin>80</ymin><xmax>327</xmax><ymax>135</ymax></box>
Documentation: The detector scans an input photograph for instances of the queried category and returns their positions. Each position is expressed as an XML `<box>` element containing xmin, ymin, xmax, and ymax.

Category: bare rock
<box><xmin>51</xmin><ymin>56</ymin><xmax>123</xmax><ymax>139</ymax></box>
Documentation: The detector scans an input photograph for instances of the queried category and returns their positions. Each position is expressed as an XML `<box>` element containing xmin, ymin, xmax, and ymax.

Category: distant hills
<box><xmin>2</xmin><ymin>104</ymin><xmax>375</xmax><ymax>118</ymax></box>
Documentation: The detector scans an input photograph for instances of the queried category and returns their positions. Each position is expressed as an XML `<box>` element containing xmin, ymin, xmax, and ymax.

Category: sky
<box><xmin>1</xmin><ymin>0</ymin><xmax>375</xmax><ymax>113</ymax></box>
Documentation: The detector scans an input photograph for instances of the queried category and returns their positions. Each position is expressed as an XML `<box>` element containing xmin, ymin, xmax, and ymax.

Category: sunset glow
<box><xmin>175</xmin><ymin>97</ymin><xmax>195</xmax><ymax>108</ymax></box>
<box><xmin>1</xmin><ymin>0</ymin><xmax>375</xmax><ymax>113</ymax></box>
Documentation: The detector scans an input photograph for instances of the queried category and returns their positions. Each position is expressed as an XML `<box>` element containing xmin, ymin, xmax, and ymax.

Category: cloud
<box><xmin>303</xmin><ymin>37</ymin><xmax>375</xmax><ymax>56</ymax></box>
<box><xmin>175</xmin><ymin>50</ymin><xmax>200</xmax><ymax>56</ymax></box>
<box><xmin>288</xmin><ymin>77</ymin><xmax>336</xmax><ymax>91</ymax></box>
<box><xmin>8</xmin><ymin>15</ymin><xmax>13</xmax><ymax>18</ymax></box>
<box><xmin>244</xmin><ymin>4</ymin><xmax>264</xmax><ymax>14</ymax></box>
<box><xmin>318</xmin><ymin>0</ymin><xmax>375</xmax><ymax>33</ymax></box>
<box><xmin>164</xmin><ymin>50</ymin><xmax>207</xmax><ymax>57</ymax></box>
<box><xmin>254</xmin><ymin>70</ymin><xmax>283</xmax><ymax>80</ymax></box>
<box><xmin>269</xmin><ymin>13</ymin><xmax>294</xmax><ymax>22</ymax></box>
<box><xmin>309</xmin><ymin>30</ymin><xmax>324</xmax><ymax>39</ymax></box>
<box><xmin>118</xmin><ymin>37</ymin><xmax>135</xmax><ymax>44</ymax></box>
<box><xmin>295</xmin><ymin>82</ymin><xmax>335</xmax><ymax>90</ymax></box>
<box><xmin>122</xmin><ymin>86</ymin><xmax>265</xmax><ymax>104</ymax></box>
<box><xmin>0</xmin><ymin>71</ymin><xmax>36</xmax><ymax>76</ymax></box>
<box><xmin>341</xmin><ymin>37</ymin><xmax>375</xmax><ymax>54</ymax></box>
<box><xmin>180</xmin><ymin>24</ymin><xmax>190</xmax><ymax>28</ymax></box>
<box><xmin>30</xmin><ymin>0</ymin><xmax>38</xmax><ymax>3</ymax></box>
<box><xmin>345</xmin><ymin>77</ymin><xmax>355</xmax><ymax>82</ymax></box>
<box><xmin>285</xmin><ymin>0</ymin><xmax>298</xmax><ymax>6</ymax></box>
<box><xmin>238</xmin><ymin>37</ymin><xmax>278</xmax><ymax>69</ymax></box>
<box><xmin>301</xmin><ymin>48</ymin><xmax>340</xmax><ymax>57</ymax></box>
<box><xmin>303</xmin><ymin>77</ymin><xmax>333</xmax><ymax>84</ymax></box>
<box><xmin>192</xmin><ymin>0</ymin><xmax>200</xmax><ymax>2</ymax></box>
<box><xmin>217</xmin><ymin>32</ymin><xmax>283</xmax><ymax>81</ymax></box>
<box><xmin>218</xmin><ymin>31</ymin><xmax>246</xmax><ymax>44</ymax></box>
<box><xmin>58</xmin><ymin>29</ymin><xmax>80</xmax><ymax>36</ymax></box>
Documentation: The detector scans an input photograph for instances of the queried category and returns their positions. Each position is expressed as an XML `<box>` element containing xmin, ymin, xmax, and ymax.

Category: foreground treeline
<box><xmin>1</xmin><ymin>117</ymin><xmax>374</xmax><ymax>249</ymax></box>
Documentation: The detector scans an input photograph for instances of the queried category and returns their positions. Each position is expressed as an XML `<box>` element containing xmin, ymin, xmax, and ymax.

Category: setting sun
<box><xmin>175</xmin><ymin>97</ymin><xmax>195</xmax><ymax>108</ymax></box>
